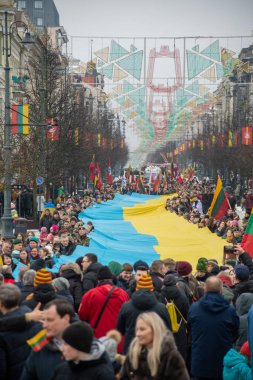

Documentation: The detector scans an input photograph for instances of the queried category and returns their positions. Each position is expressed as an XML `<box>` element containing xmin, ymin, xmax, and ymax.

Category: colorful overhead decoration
<box><xmin>76</xmin><ymin>36</ymin><xmax>252</xmax><ymax>166</ymax></box>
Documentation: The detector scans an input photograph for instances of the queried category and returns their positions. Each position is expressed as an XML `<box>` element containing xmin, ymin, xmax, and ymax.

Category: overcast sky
<box><xmin>54</xmin><ymin>0</ymin><xmax>253</xmax><ymax>43</ymax></box>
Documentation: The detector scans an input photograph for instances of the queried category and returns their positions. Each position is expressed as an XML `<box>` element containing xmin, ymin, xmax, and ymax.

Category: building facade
<box><xmin>17</xmin><ymin>0</ymin><xmax>59</xmax><ymax>29</ymax></box>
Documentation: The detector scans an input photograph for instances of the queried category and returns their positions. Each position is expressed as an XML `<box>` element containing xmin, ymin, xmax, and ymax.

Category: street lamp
<box><xmin>1</xmin><ymin>11</ymin><xmax>34</xmax><ymax>238</ymax></box>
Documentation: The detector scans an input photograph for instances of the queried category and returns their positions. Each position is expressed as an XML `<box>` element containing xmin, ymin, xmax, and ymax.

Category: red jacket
<box><xmin>78</xmin><ymin>283</ymin><xmax>129</xmax><ymax>338</ymax></box>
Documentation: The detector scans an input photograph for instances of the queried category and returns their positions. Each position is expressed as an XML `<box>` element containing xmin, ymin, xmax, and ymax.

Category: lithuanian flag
<box><xmin>27</xmin><ymin>329</ymin><xmax>51</xmax><ymax>352</ymax></box>
<box><xmin>241</xmin><ymin>209</ymin><xmax>253</xmax><ymax>257</ymax></box>
<box><xmin>208</xmin><ymin>176</ymin><xmax>230</xmax><ymax>220</ymax></box>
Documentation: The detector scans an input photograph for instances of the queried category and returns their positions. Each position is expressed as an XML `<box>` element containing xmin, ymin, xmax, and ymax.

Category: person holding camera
<box><xmin>230</xmin><ymin>245</ymin><xmax>253</xmax><ymax>303</ymax></box>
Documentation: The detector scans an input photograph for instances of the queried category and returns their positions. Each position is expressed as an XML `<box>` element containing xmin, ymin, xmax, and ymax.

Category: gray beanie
<box><xmin>52</xmin><ymin>277</ymin><xmax>70</xmax><ymax>291</ymax></box>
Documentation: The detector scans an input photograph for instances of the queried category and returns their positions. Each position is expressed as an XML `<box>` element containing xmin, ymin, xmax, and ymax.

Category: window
<box><xmin>36</xmin><ymin>18</ymin><xmax>43</xmax><ymax>26</ymax></box>
<box><xmin>34</xmin><ymin>0</ymin><xmax>43</xmax><ymax>8</ymax></box>
<box><xmin>17</xmin><ymin>0</ymin><xmax>26</xmax><ymax>9</ymax></box>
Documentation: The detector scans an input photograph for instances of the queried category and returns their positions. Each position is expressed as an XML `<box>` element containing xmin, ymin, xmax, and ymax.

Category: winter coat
<box><xmin>121</xmin><ymin>331</ymin><xmax>190</xmax><ymax>380</ymax></box>
<box><xmin>239</xmin><ymin>252</ymin><xmax>253</xmax><ymax>276</ymax></box>
<box><xmin>117</xmin><ymin>277</ymin><xmax>131</xmax><ymax>291</ymax></box>
<box><xmin>188</xmin><ymin>292</ymin><xmax>239</xmax><ymax>379</ymax></box>
<box><xmin>232</xmin><ymin>280</ymin><xmax>253</xmax><ymax>304</ymax></box>
<box><xmin>223</xmin><ymin>348</ymin><xmax>252</xmax><ymax>380</ymax></box>
<box><xmin>0</xmin><ymin>305</ymin><xmax>41</xmax><ymax>380</ymax></box>
<box><xmin>52</xmin><ymin>339</ymin><xmax>115</xmax><ymax>380</ymax></box>
<box><xmin>235</xmin><ymin>293</ymin><xmax>253</xmax><ymax>351</ymax></box>
<box><xmin>82</xmin><ymin>262</ymin><xmax>103</xmax><ymax>293</ymax></box>
<box><xmin>78</xmin><ymin>282</ymin><xmax>129</xmax><ymax>339</ymax></box>
<box><xmin>60</xmin><ymin>264</ymin><xmax>83</xmax><ymax>311</ymax></box>
<box><xmin>22</xmin><ymin>284</ymin><xmax>57</xmax><ymax>310</ymax></box>
<box><xmin>39</xmin><ymin>215</ymin><xmax>53</xmax><ymax>232</ymax></box>
<box><xmin>117</xmin><ymin>289</ymin><xmax>172</xmax><ymax>354</ymax></box>
<box><xmin>20</xmin><ymin>339</ymin><xmax>64</xmax><ymax>380</ymax></box>
<box><xmin>161</xmin><ymin>281</ymin><xmax>189</xmax><ymax>361</ymax></box>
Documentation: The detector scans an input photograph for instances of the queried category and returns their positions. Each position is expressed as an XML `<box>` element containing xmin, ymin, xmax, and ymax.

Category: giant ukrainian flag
<box><xmin>66</xmin><ymin>193</ymin><xmax>225</xmax><ymax>269</ymax></box>
<box><xmin>19</xmin><ymin>193</ymin><xmax>226</xmax><ymax>280</ymax></box>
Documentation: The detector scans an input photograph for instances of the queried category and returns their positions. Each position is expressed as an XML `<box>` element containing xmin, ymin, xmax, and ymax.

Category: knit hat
<box><xmin>52</xmin><ymin>277</ymin><xmax>70</xmax><ymax>291</ymax></box>
<box><xmin>240</xmin><ymin>341</ymin><xmax>251</xmax><ymax>359</ymax></box>
<box><xmin>133</xmin><ymin>260</ymin><xmax>149</xmax><ymax>272</ymax></box>
<box><xmin>108</xmin><ymin>261</ymin><xmax>123</xmax><ymax>276</ymax></box>
<box><xmin>51</xmin><ymin>225</ymin><xmax>59</xmax><ymax>232</ymax></box>
<box><xmin>62</xmin><ymin>321</ymin><xmax>93</xmax><ymax>353</ymax></box>
<box><xmin>30</xmin><ymin>259</ymin><xmax>46</xmax><ymax>272</ymax></box>
<box><xmin>40</xmin><ymin>227</ymin><xmax>47</xmax><ymax>233</ymax></box>
<box><xmin>29</xmin><ymin>237</ymin><xmax>39</xmax><ymax>243</ymax></box>
<box><xmin>34</xmin><ymin>268</ymin><xmax>52</xmax><ymax>286</ymax></box>
<box><xmin>136</xmin><ymin>275</ymin><xmax>154</xmax><ymax>291</ymax></box>
<box><xmin>196</xmin><ymin>258</ymin><xmax>208</xmax><ymax>273</ymax></box>
<box><xmin>235</xmin><ymin>264</ymin><xmax>250</xmax><ymax>281</ymax></box>
<box><xmin>13</xmin><ymin>238</ymin><xmax>22</xmax><ymax>245</ymax></box>
<box><xmin>97</xmin><ymin>266</ymin><xmax>113</xmax><ymax>280</ymax></box>
<box><xmin>177</xmin><ymin>261</ymin><xmax>192</xmax><ymax>276</ymax></box>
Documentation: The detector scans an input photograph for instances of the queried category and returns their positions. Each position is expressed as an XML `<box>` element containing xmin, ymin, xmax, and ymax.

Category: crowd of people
<box><xmin>0</xmin><ymin>179</ymin><xmax>253</xmax><ymax>379</ymax></box>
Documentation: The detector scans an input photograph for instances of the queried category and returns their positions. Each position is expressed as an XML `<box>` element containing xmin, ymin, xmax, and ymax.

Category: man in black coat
<box><xmin>0</xmin><ymin>284</ymin><xmax>41</xmax><ymax>380</ymax></box>
<box><xmin>81</xmin><ymin>253</ymin><xmax>102</xmax><ymax>293</ymax></box>
<box><xmin>117</xmin><ymin>275</ymin><xmax>171</xmax><ymax>354</ymax></box>
<box><xmin>188</xmin><ymin>276</ymin><xmax>239</xmax><ymax>380</ymax></box>
<box><xmin>21</xmin><ymin>299</ymin><xmax>75</xmax><ymax>380</ymax></box>
<box><xmin>52</xmin><ymin>322</ymin><xmax>115</xmax><ymax>380</ymax></box>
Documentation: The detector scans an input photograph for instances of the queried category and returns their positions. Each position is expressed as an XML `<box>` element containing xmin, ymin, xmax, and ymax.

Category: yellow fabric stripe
<box><xmin>124</xmin><ymin>195</ymin><xmax>225</xmax><ymax>268</ymax></box>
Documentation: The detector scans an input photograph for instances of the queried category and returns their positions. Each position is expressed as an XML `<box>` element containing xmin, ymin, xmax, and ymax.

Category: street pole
<box><xmin>2</xmin><ymin>11</ymin><xmax>13</xmax><ymax>238</ymax></box>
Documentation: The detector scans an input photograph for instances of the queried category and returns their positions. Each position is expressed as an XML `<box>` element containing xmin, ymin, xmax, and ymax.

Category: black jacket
<box><xmin>22</xmin><ymin>284</ymin><xmax>57</xmax><ymax>310</ymax></box>
<box><xmin>161</xmin><ymin>280</ymin><xmax>189</xmax><ymax>361</ymax></box>
<box><xmin>21</xmin><ymin>339</ymin><xmax>64</xmax><ymax>380</ymax></box>
<box><xmin>232</xmin><ymin>280</ymin><xmax>253</xmax><ymax>304</ymax></box>
<box><xmin>60</xmin><ymin>242</ymin><xmax>76</xmax><ymax>256</ymax></box>
<box><xmin>52</xmin><ymin>340</ymin><xmax>115</xmax><ymax>380</ymax></box>
<box><xmin>82</xmin><ymin>262</ymin><xmax>102</xmax><ymax>293</ymax></box>
<box><xmin>0</xmin><ymin>305</ymin><xmax>41</xmax><ymax>380</ymax></box>
<box><xmin>117</xmin><ymin>289</ymin><xmax>171</xmax><ymax>354</ymax></box>
<box><xmin>61</xmin><ymin>267</ymin><xmax>83</xmax><ymax>312</ymax></box>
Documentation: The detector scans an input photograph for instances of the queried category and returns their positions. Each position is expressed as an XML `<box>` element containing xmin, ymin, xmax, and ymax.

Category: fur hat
<box><xmin>62</xmin><ymin>322</ymin><xmax>93</xmax><ymax>353</ymax></box>
<box><xmin>177</xmin><ymin>261</ymin><xmax>192</xmax><ymax>276</ymax></box>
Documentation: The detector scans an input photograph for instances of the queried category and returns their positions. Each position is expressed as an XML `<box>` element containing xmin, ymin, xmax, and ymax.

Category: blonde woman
<box><xmin>121</xmin><ymin>312</ymin><xmax>189</xmax><ymax>380</ymax></box>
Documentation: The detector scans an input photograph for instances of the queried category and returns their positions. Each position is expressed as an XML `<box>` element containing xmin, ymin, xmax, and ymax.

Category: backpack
<box><xmin>165</xmin><ymin>298</ymin><xmax>187</xmax><ymax>333</ymax></box>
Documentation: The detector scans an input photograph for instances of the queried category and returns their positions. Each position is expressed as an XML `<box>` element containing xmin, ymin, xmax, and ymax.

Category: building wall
<box><xmin>17</xmin><ymin>0</ymin><xmax>59</xmax><ymax>29</ymax></box>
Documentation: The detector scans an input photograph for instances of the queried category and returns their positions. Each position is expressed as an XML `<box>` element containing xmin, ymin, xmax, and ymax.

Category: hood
<box><xmin>68</xmin><ymin>339</ymin><xmax>107</xmax><ymax>370</ymax></box>
<box><xmin>199</xmin><ymin>292</ymin><xmax>230</xmax><ymax>313</ymax></box>
<box><xmin>87</xmin><ymin>262</ymin><xmax>102</xmax><ymax>274</ymax></box>
<box><xmin>95</xmin><ymin>284</ymin><xmax>128</xmax><ymax>300</ymax></box>
<box><xmin>223</xmin><ymin>348</ymin><xmax>249</xmax><ymax>368</ymax></box>
<box><xmin>161</xmin><ymin>285</ymin><xmax>182</xmax><ymax>301</ymax></box>
<box><xmin>61</xmin><ymin>263</ymin><xmax>83</xmax><ymax>280</ymax></box>
<box><xmin>61</xmin><ymin>268</ymin><xmax>82</xmax><ymax>281</ymax></box>
<box><xmin>236</xmin><ymin>292</ymin><xmax>253</xmax><ymax>316</ymax></box>
<box><xmin>132</xmin><ymin>289</ymin><xmax>157</xmax><ymax>310</ymax></box>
